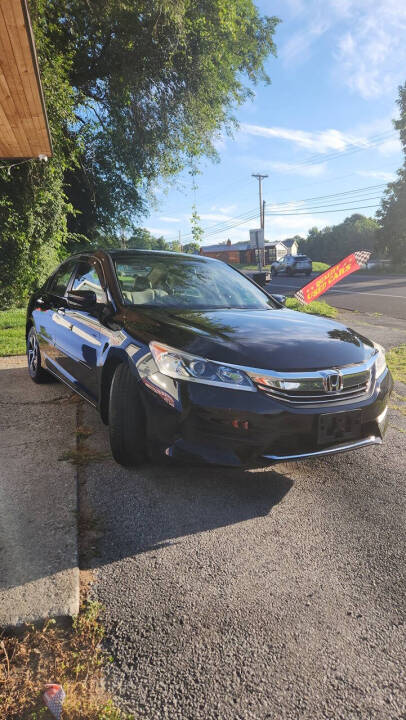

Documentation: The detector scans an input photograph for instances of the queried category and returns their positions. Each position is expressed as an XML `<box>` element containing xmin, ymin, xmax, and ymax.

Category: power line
<box><xmin>289</xmin><ymin>130</ymin><xmax>398</xmax><ymax>170</ymax></box>
<box><xmin>179</xmin><ymin>183</ymin><xmax>387</xmax><ymax>240</ymax></box>
<box><xmin>267</xmin><ymin>195</ymin><xmax>382</xmax><ymax>213</ymax></box>
<box><xmin>267</xmin><ymin>183</ymin><xmax>387</xmax><ymax>207</ymax></box>
<box><xmin>266</xmin><ymin>203</ymin><xmax>380</xmax><ymax>216</ymax></box>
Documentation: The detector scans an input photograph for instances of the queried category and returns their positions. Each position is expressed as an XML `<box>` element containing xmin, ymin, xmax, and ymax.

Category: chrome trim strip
<box><xmin>246</xmin><ymin>352</ymin><xmax>377</xmax><ymax>383</ymax></box>
<box><xmin>260</xmin><ymin>385</ymin><xmax>368</xmax><ymax>400</ymax></box>
<box><xmin>263</xmin><ymin>436</ymin><xmax>381</xmax><ymax>462</ymax></box>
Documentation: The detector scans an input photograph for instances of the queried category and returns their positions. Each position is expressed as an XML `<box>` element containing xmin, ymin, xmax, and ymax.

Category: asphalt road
<box><xmin>80</xmin><ymin>312</ymin><xmax>406</xmax><ymax>720</ymax></box>
<box><xmin>266</xmin><ymin>273</ymin><xmax>406</xmax><ymax>320</ymax></box>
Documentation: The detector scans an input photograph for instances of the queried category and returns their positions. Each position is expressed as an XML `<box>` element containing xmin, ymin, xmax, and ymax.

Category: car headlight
<box><xmin>373</xmin><ymin>342</ymin><xmax>387</xmax><ymax>379</ymax></box>
<box><xmin>149</xmin><ymin>341</ymin><xmax>255</xmax><ymax>391</ymax></box>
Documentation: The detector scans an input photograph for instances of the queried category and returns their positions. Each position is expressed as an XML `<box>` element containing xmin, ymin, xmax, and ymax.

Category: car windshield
<box><xmin>114</xmin><ymin>255</ymin><xmax>276</xmax><ymax>310</ymax></box>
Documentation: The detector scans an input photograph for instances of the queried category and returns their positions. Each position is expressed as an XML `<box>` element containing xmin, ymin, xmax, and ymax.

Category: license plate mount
<box><xmin>318</xmin><ymin>410</ymin><xmax>362</xmax><ymax>445</ymax></box>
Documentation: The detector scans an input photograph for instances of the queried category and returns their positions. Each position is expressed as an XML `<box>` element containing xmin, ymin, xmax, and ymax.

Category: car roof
<box><xmin>107</xmin><ymin>248</ymin><xmax>212</xmax><ymax>262</ymax></box>
<box><xmin>67</xmin><ymin>248</ymin><xmax>216</xmax><ymax>263</ymax></box>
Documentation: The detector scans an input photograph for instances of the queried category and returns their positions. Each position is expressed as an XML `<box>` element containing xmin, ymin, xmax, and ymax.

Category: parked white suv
<box><xmin>271</xmin><ymin>254</ymin><xmax>312</xmax><ymax>277</ymax></box>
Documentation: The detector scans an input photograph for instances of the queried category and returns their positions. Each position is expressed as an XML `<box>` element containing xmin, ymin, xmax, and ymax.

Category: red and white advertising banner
<box><xmin>295</xmin><ymin>250</ymin><xmax>371</xmax><ymax>305</ymax></box>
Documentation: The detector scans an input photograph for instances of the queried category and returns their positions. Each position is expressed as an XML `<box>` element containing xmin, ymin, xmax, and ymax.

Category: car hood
<box><xmin>124</xmin><ymin>306</ymin><xmax>375</xmax><ymax>372</ymax></box>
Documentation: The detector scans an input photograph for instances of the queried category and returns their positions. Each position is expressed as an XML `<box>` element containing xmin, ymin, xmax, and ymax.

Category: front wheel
<box><xmin>27</xmin><ymin>326</ymin><xmax>48</xmax><ymax>383</ymax></box>
<box><xmin>271</xmin><ymin>267</ymin><xmax>277</xmax><ymax>276</ymax></box>
<box><xmin>108</xmin><ymin>363</ymin><xmax>146</xmax><ymax>467</ymax></box>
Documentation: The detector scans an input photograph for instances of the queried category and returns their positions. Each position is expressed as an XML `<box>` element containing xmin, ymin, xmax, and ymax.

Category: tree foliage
<box><xmin>182</xmin><ymin>242</ymin><xmax>201</xmax><ymax>254</ymax></box>
<box><xmin>298</xmin><ymin>214</ymin><xmax>379</xmax><ymax>264</ymax></box>
<box><xmin>0</xmin><ymin>0</ymin><xmax>278</xmax><ymax>306</ymax></box>
<box><xmin>377</xmin><ymin>82</ymin><xmax>406</xmax><ymax>264</ymax></box>
<box><xmin>43</xmin><ymin>0</ymin><xmax>278</xmax><ymax>242</ymax></box>
<box><xmin>0</xmin><ymin>0</ymin><xmax>77</xmax><ymax>306</ymax></box>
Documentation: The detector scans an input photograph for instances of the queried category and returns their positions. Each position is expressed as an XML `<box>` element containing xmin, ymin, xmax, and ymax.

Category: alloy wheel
<box><xmin>28</xmin><ymin>332</ymin><xmax>39</xmax><ymax>374</ymax></box>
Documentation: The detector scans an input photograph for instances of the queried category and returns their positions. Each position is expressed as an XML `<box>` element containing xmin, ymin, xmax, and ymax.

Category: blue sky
<box><xmin>146</xmin><ymin>0</ymin><xmax>405</xmax><ymax>247</ymax></box>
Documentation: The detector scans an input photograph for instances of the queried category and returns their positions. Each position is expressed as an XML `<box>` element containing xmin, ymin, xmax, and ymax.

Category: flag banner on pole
<box><xmin>294</xmin><ymin>250</ymin><xmax>371</xmax><ymax>305</ymax></box>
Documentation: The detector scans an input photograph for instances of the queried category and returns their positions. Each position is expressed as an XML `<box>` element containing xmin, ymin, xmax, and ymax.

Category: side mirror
<box><xmin>66</xmin><ymin>289</ymin><xmax>97</xmax><ymax>309</ymax></box>
<box><xmin>271</xmin><ymin>294</ymin><xmax>286</xmax><ymax>305</ymax></box>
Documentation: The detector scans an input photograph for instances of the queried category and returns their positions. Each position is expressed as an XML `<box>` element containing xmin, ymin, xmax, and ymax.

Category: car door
<box><xmin>33</xmin><ymin>259</ymin><xmax>77</xmax><ymax>374</ymax></box>
<box><xmin>58</xmin><ymin>258</ymin><xmax>109</xmax><ymax>404</ymax></box>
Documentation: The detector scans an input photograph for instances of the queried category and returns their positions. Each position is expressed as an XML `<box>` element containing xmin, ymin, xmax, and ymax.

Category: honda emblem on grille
<box><xmin>323</xmin><ymin>371</ymin><xmax>343</xmax><ymax>393</ymax></box>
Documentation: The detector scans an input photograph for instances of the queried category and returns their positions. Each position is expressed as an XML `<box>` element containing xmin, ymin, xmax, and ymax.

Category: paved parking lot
<box><xmin>77</xmin><ymin>311</ymin><xmax>406</xmax><ymax>719</ymax></box>
<box><xmin>267</xmin><ymin>273</ymin><xmax>406</xmax><ymax>320</ymax></box>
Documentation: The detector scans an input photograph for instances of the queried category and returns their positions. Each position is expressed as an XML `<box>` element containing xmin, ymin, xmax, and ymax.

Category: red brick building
<box><xmin>200</xmin><ymin>238</ymin><xmax>298</xmax><ymax>264</ymax></box>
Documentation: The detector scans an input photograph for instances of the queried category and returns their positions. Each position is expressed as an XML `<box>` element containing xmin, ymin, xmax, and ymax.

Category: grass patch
<box><xmin>312</xmin><ymin>261</ymin><xmax>330</xmax><ymax>273</ymax></box>
<box><xmin>0</xmin><ymin>308</ymin><xmax>26</xmax><ymax>357</ymax></box>
<box><xmin>285</xmin><ymin>297</ymin><xmax>337</xmax><ymax>318</ymax></box>
<box><xmin>0</xmin><ymin>600</ymin><xmax>133</xmax><ymax>719</ymax></box>
<box><xmin>387</xmin><ymin>344</ymin><xmax>406</xmax><ymax>384</ymax></box>
<box><xmin>232</xmin><ymin>263</ymin><xmax>261</xmax><ymax>272</ymax></box>
<box><xmin>358</xmin><ymin>264</ymin><xmax>406</xmax><ymax>275</ymax></box>
<box><xmin>75</xmin><ymin>426</ymin><xmax>93</xmax><ymax>441</ymax></box>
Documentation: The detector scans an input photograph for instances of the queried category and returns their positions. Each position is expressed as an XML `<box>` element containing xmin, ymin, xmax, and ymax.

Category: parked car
<box><xmin>271</xmin><ymin>254</ymin><xmax>312</xmax><ymax>277</ymax></box>
<box><xmin>27</xmin><ymin>249</ymin><xmax>392</xmax><ymax>467</ymax></box>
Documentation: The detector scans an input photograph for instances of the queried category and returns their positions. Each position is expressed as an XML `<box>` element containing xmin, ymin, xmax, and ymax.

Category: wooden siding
<box><xmin>0</xmin><ymin>0</ymin><xmax>52</xmax><ymax>158</ymax></box>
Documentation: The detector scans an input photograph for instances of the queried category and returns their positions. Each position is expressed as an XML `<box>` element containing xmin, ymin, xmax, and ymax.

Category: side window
<box><xmin>72</xmin><ymin>261</ymin><xmax>105</xmax><ymax>303</ymax></box>
<box><xmin>49</xmin><ymin>261</ymin><xmax>76</xmax><ymax>297</ymax></box>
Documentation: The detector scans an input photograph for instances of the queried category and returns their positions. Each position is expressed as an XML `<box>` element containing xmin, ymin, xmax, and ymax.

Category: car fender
<box><xmin>98</xmin><ymin>343</ymin><xmax>149</xmax><ymax>424</ymax></box>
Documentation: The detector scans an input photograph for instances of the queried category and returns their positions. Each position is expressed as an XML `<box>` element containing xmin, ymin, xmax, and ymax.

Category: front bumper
<box><xmin>139</xmin><ymin>367</ymin><xmax>393</xmax><ymax>467</ymax></box>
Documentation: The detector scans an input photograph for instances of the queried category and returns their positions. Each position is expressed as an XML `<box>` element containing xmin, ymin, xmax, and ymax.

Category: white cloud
<box><xmin>145</xmin><ymin>226</ymin><xmax>173</xmax><ymax>236</ymax></box>
<box><xmin>159</xmin><ymin>216</ymin><xmax>180</xmax><ymax>223</ymax></box>
<box><xmin>377</xmin><ymin>137</ymin><xmax>402</xmax><ymax>156</ymax></box>
<box><xmin>356</xmin><ymin>170</ymin><xmax>396</xmax><ymax>182</ymax></box>
<box><xmin>282</xmin><ymin>18</ymin><xmax>332</xmax><ymax>65</ymax></box>
<box><xmin>200</xmin><ymin>213</ymin><xmax>233</xmax><ymax>221</ymax></box>
<box><xmin>266</xmin><ymin>161</ymin><xmax>326</xmax><ymax>177</ymax></box>
<box><xmin>211</xmin><ymin>204</ymin><xmax>237</xmax><ymax>215</ymax></box>
<box><xmin>280</xmin><ymin>0</ymin><xmax>406</xmax><ymax>99</ymax></box>
<box><xmin>241</xmin><ymin>123</ymin><xmax>368</xmax><ymax>153</ymax></box>
<box><xmin>336</xmin><ymin>2</ymin><xmax>406</xmax><ymax>99</ymax></box>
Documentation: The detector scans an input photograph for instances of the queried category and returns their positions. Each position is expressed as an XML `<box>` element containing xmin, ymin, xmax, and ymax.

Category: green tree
<box><xmin>377</xmin><ymin>82</ymin><xmax>406</xmax><ymax>264</ymax></box>
<box><xmin>190</xmin><ymin>205</ymin><xmax>204</xmax><ymax>245</ymax></box>
<box><xmin>0</xmin><ymin>0</ymin><xmax>279</xmax><ymax>305</ymax></box>
<box><xmin>0</xmin><ymin>0</ymin><xmax>78</xmax><ymax>306</ymax></box>
<box><xmin>299</xmin><ymin>215</ymin><xmax>378</xmax><ymax>264</ymax></box>
<box><xmin>183</xmin><ymin>242</ymin><xmax>201</xmax><ymax>254</ymax></box>
<box><xmin>46</xmin><ymin>0</ymin><xmax>279</xmax><ymax>243</ymax></box>
<box><xmin>127</xmin><ymin>228</ymin><xmax>168</xmax><ymax>250</ymax></box>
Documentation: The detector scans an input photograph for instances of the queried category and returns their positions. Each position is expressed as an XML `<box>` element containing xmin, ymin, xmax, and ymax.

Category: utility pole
<box><xmin>252</xmin><ymin>173</ymin><xmax>268</xmax><ymax>270</ymax></box>
<box><xmin>252</xmin><ymin>173</ymin><xmax>268</xmax><ymax>229</ymax></box>
<box><xmin>178</xmin><ymin>229</ymin><xmax>182</xmax><ymax>252</ymax></box>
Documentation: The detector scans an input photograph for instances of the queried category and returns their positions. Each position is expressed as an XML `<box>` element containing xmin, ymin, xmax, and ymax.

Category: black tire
<box><xmin>27</xmin><ymin>326</ymin><xmax>48</xmax><ymax>383</ymax></box>
<box><xmin>108</xmin><ymin>363</ymin><xmax>146</xmax><ymax>466</ymax></box>
<box><xmin>286</xmin><ymin>267</ymin><xmax>293</xmax><ymax>276</ymax></box>
<box><xmin>271</xmin><ymin>267</ymin><xmax>277</xmax><ymax>276</ymax></box>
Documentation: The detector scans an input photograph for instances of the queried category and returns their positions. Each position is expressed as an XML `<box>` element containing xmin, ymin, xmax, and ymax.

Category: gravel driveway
<box><xmin>80</xmin><ymin>311</ymin><xmax>406</xmax><ymax>720</ymax></box>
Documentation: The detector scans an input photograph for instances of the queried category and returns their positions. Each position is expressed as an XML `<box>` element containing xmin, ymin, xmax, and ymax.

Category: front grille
<box><xmin>249</xmin><ymin>359</ymin><xmax>376</xmax><ymax>407</ymax></box>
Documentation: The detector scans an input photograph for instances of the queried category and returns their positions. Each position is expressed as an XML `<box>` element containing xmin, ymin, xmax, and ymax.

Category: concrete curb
<box><xmin>0</xmin><ymin>356</ymin><xmax>79</xmax><ymax>628</ymax></box>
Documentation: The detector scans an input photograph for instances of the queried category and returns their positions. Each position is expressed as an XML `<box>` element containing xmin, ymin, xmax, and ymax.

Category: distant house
<box><xmin>200</xmin><ymin>237</ymin><xmax>297</xmax><ymax>264</ymax></box>
<box><xmin>282</xmin><ymin>237</ymin><xmax>300</xmax><ymax>256</ymax></box>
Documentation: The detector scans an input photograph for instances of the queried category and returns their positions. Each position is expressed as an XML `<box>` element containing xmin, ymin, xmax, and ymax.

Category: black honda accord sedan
<box><xmin>26</xmin><ymin>249</ymin><xmax>392</xmax><ymax>467</ymax></box>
